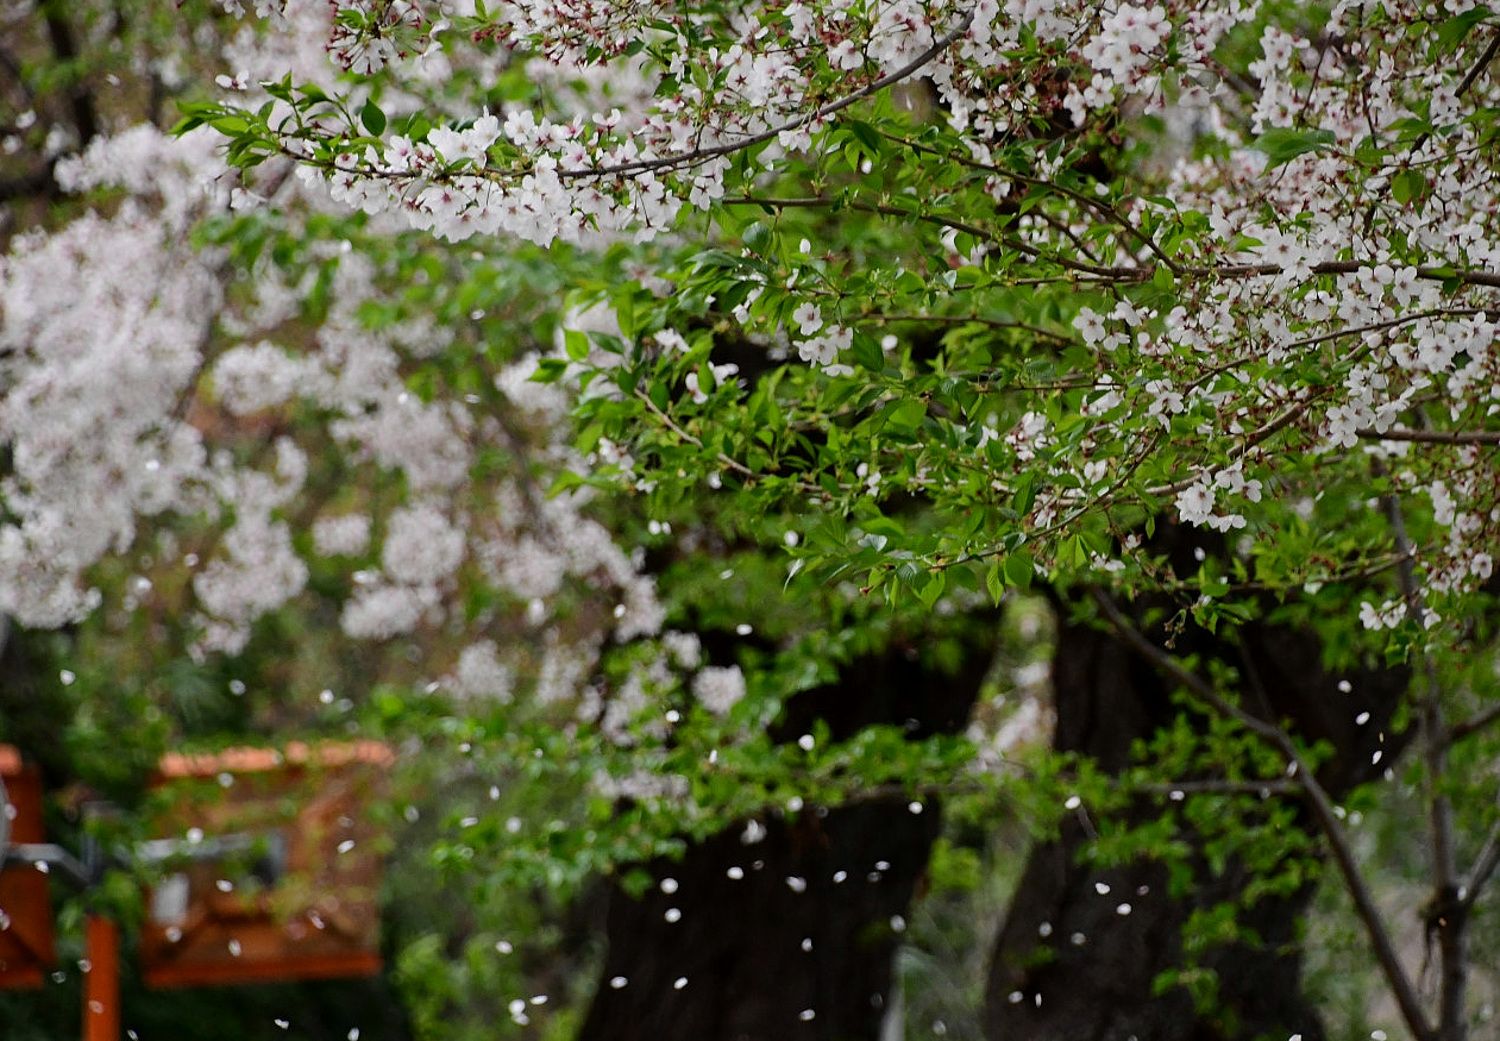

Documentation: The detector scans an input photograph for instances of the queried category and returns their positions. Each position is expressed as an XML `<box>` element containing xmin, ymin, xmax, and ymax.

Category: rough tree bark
<box><xmin>984</xmin><ymin>529</ymin><xmax>1410</xmax><ymax>1041</ymax></box>
<box><xmin>577</xmin><ymin>629</ymin><xmax>996</xmax><ymax>1041</ymax></box>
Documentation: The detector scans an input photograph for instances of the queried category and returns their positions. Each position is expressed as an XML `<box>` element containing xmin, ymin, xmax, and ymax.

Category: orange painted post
<box><xmin>82</xmin><ymin>916</ymin><xmax>119</xmax><ymax>1041</ymax></box>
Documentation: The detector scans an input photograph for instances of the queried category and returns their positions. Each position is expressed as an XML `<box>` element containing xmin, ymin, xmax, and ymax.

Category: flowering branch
<box><xmin>560</xmin><ymin>9</ymin><xmax>977</xmax><ymax>182</ymax></box>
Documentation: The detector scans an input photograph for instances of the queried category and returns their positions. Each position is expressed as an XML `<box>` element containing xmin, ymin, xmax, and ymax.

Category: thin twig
<box><xmin>875</xmin><ymin>130</ymin><xmax>1182</xmax><ymax>272</ymax></box>
<box><xmin>633</xmin><ymin>388</ymin><xmax>754</xmax><ymax>477</ymax></box>
<box><xmin>1463</xmin><ymin>817</ymin><xmax>1500</xmax><ymax>909</ymax></box>
<box><xmin>1410</xmin><ymin>31</ymin><xmax>1500</xmax><ymax>155</ymax></box>
<box><xmin>724</xmin><ymin>194</ymin><xmax>1129</xmax><ymax>279</ymax></box>
<box><xmin>1358</xmin><ymin>428</ymin><xmax>1500</xmax><ymax>445</ymax></box>
<box><xmin>559</xmin><ymin>11</ymin><xmax>975</xmax><ymax>181</ymax></box>
<box><xmin>858</xmin><ymin>312</ymin><xmax>1071</xmax><ymax>343</ymax></box>
<box><xmin>1446</xmin><ymin>704</ymin><xmax>1500</xmax><ymax>747</ymax></box>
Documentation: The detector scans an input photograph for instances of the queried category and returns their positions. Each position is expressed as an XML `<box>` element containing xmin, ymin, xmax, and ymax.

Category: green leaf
<box><xmin>530</xmin><ymin>358</ymin><xmax>569</xmax><ymax>383</ymax></box>
<box><xmin>1064</xmin><ymin>534</ymin><xmax>1089</xmax><ymax>568</ymax></box>
<box><xmin>360</xmin><ymin>98</ymin><xmax>387</xmax><ymax>136</ymax></box>
<box><xmin>851</xmin><ymin>332</ymin><xmax>884</xmax><ymax>373</ymax></box>
<box><xmin>548</xmin><ymin>469</ymin><xmax>585</xmax><ymax>495</ymax></box>
<box><xmin>1436</xmin><ymin>7</ymin><xmax>1493</xmax><ymax>55</ymax></box>
<box><xmin>844</xmin><ymin>118</ymin><xmax>884</xmax><ymax>157</ymax></box>
<box><xmin>563</xmin><ymin>328</ymin><xmax>590</xmax><ymax>361</ymax></box>
<box><xmin>1013</xmin><ymin>473</ymin><xmax>1037</xmax><ymax>516</ymax></box>
<box><xmin>1005</xmin><ymin>551</ymin><xmax>1035</xmax><ymax>590</ymax></box>
<box><xmin>985</xmin><ymin>563</ymin><xmax>1005</xmax><ymax>605</ymax></box>
<box><xmin>209</xmin><ymin>115</ymin><xmax>251</xmax><ymax>136</ymax></box>
<box><xmin>917</xmin><ymin>570</ymin><xmax>947</xmax><ymax>609</ymax></box>
<box><xmin>612</xmin><ymin>286</ymin><xmax>638</xmax><ymax>339</ymax></box>
<box><xmin>1391</xmin><ymin>169</ymin><xmax>1427</xmax><ymax>206</ymax></box>
<box><xmin>743</xmin><ymin>221</ymin><xmax>772</xmax><ymax>252</ymax></box>
<box><xmin>883</xmin><ymin>398</ymin><xmax>926</xmax><ymax>436</ymax></box>
<box><xmin>1252</xmin><ymin>128</ymin><xmax>1336</xmax><ymax>168</ymax></box>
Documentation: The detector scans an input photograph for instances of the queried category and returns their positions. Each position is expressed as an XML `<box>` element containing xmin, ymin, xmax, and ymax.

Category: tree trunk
<box><xmin>578</xmin><ymin>631</ymin><xmax>995</xmax><ymax>1041</ymax></box>
<box><xmin>984</xmin><ymin>534</ymin><xmax>1409</xmax><ymax>1041</ymax></box>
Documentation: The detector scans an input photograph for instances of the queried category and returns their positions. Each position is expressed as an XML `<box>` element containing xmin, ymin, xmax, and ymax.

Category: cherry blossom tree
<box><xmin>6</xmin><ymin>0</ymin><xmax>1500</xmax><ymax>1039</ymax></box>
<box><xmin>4</xmin><ymin>4</ymin><xmax>1008</xmax><ymax>1036</ymax></box>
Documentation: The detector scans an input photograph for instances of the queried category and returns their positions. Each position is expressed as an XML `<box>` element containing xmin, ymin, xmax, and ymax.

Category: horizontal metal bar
<box><xmin>135</xmin><ymin>831</ymin><xmax>284</xmax><ymax>867</ymax></box>
<box><xmin>2</xmin><ymin>843</ymin><xmax>91</xmax><ymax>888</ymax></box>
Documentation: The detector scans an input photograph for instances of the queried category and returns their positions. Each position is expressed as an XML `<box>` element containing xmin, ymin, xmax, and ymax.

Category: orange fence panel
<box><xmin>138</xmin><ymin>741</ymin><xmax>393</xmax><ymax>988</ymax></box>
<box><xmin>0</xmin><ymin>746</ymin><xmax>56</xmax><ymax>989</ymax></box>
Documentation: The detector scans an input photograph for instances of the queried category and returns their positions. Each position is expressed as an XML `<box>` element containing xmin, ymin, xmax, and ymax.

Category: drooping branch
<box><xmin>546</xmin><ymin>10</ymin><xmax>976</xmax><ymax>182</ymax></box>
<box><xmin>1090</xmin><ymin>587</ymin><xmax>1437</xmax><ymax>1041</ymax></box>
<box><xmin>1379</xmin><ymin>484</ymin><xmax>1467</xmax><ymax>1040</ymax></box>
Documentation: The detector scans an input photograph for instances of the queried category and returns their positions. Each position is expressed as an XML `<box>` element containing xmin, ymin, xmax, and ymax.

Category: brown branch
<box><xmin>1359</xmin><ymin>428</ymin><xmax>1500</xmax><ymax>445</ymax></box>
<box><xmin>1183</xmin><ymin>308</ymin><xmax>1484</xmax><ymax>392</ymax></box>
<box><xmin>1463</xmin><ymin>817</ymin><xmax>1500</xmax><ymax>910</ymax></box>
<box><xmin>724</xmin><ymin>194</ymin><xmax>1130</xmax><ymax>279</ymax></box>
<box><xmin>857</xmin><ymin>312</ymin><xmax>1071</xmax><ymax>343</ymax></box>
<box><xmin>1410</xmin><ymin>30</ymin><xmax>1500</xmax><ymax>155</ymax></box>
<box><xmin>1212</xmin><ymin>259</ymin><xmax>1500</xmax><ymax>290</ymax></box>
<box><xmin>877</xmin><ymin>130</ymin><xmax>1500</xmax><ymax>290</ymax></box>
<box><xmin>288</xmin><ymin>13</ymin><xmax>977</xmax><ymax>193</ymax></box>
<box><xmin>1145</xmin><ymin>392</ymin><xmax>1326</xmax><ymax>497</ymax></box>
<box><xmin>556</xmin><ymin>10</ymin><xmax>974</xmax><ymax>182</ymax></box>
<box><xmin>1379</xmin><ymin>482</ymin><xmax>1465</xmax><ymax>1039</ymax></box>
<box><xmin>1446</xmin><ymin>703</ymin><xmax>1500</xmax><ymax>746</ymax></box>
<box><xmin>42</xmin><ymin>4</ymin><xmax>98</xmax><ymax>147</ymax></box>
<box><xmin>1453</xmin><ymin>29</ymin><xmax>1500</xmax><ymax>97</ymax></box>
<box><xmin>875</xmin><ymin>130</ymin><xmax>1182</xmax><ymax>273</ymax></box>
<box><xmin>1089</xmin><ymin>588</ymin><xmax>1436</xmax><ymax>1041</ymax></box>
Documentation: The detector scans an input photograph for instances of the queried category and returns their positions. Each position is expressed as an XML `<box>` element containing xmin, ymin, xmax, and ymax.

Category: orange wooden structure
<box><xmin>83</xmin><ymin>917</ymin><xmax>120</xmax><ymax>1041</ymax></box>
<box><xmin>0</xmin><ymin>744</ymin><xmax>56</xmax><ymax>988</ymax></box>
<box><xmin>138</xmin><ymin>740</ymin><xmax>394</xmax><ymax>988</ymax></box>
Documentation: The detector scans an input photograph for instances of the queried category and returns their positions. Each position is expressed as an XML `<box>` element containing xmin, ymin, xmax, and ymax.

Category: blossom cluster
<box><xmin>2</xmin><ymin>25</ymin><xmax>667</xmax><ymax>711</ymax></box>
<box><xmin>12</xmin><ymin>0</ymin><xmax>1500</xmax><ymax>704</ymax></box>
<box><xmin>227</xmin><ymin>0</ymin><xmax>1235</xmax><ymax>248</ymax></box>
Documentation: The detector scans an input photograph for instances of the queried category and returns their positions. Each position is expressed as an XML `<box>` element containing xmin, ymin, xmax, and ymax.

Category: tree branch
<box><xmin>1089</xmin><ymin>588</ymin><xmax>1436</xmax><ymax>1041</ymax></box>
<box><xmin>724</xmin><ymin>194</ymin><xmax>1129</xmax><ymax>279</ymax></box>
<box><xmin>875</xmin><ymin>129</ymin><xmax>1182</xmax><ymax>272</ymax></box>
<box><xmin>1410</xmin><ymin>31</ymin><xmax>1500</xmax><ymax>155</ymax></box>
<box><xmin>1358</xmin><ymin>428</ymin><xmax>1500</xmax><ymax>445</ymax></box>
<box><xmin>633</xmin><ymin>388</ymin><xmax>754</xmax><ymax>477</ymax></box>
<box><xmin>1446</xmin><ymin>703</ymin><xmax>1500</xmax><ymax>747</ymax></box>
<box><xmin>42</xmin><ymin>3</ymin><xmax>98</xmax><ymax>147</ymax></box>
<box><xmin>559</xmin><ymin>10</ymin><xmax>975</xmax><ymax>181</ymax></box>
<box><xmin>1379</xmin><ymin>483</ymin><xmax>1465</xmax><ymax>1039</ymax></box>
<box><xmin>1462</xmin><ymin>816</ymin><xmax>1500</xmax><ymax>910</ymax></box>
